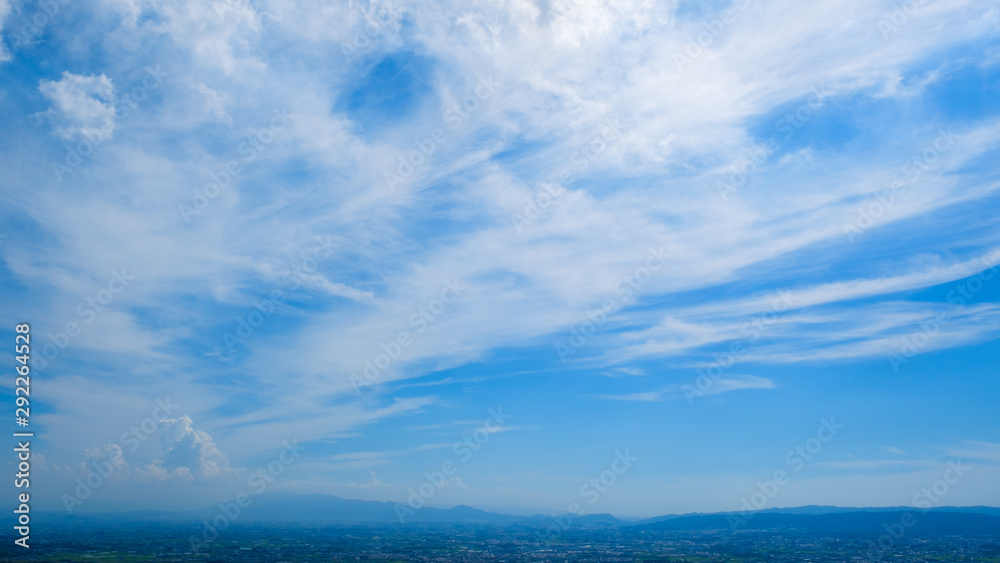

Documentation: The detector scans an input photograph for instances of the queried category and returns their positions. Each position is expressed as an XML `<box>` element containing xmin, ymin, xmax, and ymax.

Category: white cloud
<box><xmin>352</xmin><ymin>469</ymin><xmax>392</xmax><ymax>489</ymax></box>
<box><xmin>593</xmin><ymin>375</ymin><xmax>775</xmax><ymax>402</ymax></box>
<box><xmin>705</xmin><ymin>375</ymin><xmax>777</xmax><ymax>395</ymax></box>
<box><xmin>0</xmin><ymin>0</ymin><xmax>12</xmax><ymax>62</ymax></box>
<box><xmin>138</xmin><ymin>415</ymin><xmax>239</xmax><ymax>480</ymax></box>
<box><xmin>79</xmin><ymin>443</ymin><xmax>129</xmax><ymax>478</ymax></box>
<box><xmin>38</xmin><ymin>72</ymin><xmax>117</xmax><ymax>140</ymax></box>
<box><xmin>56</xmin><ymin>415</ymin><xmax>242</xmax><ymax>484</ymax></box>
<box><xmin>194</xmin><ymin>82</ymin><xmax>231</xmax><ymax>124</ymax></box>
<box><xmin>591</xmin><ymin>390</ymin><xmax>663</xmax><ymax>402</ymax></box>
<box><xmin>946</xmin><ymin>440</ymin><xmax>1000</xmax><ymax>464</ymax></box>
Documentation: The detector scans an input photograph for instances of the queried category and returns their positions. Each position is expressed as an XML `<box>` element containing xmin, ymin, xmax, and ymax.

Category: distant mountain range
<box><xmin>633</xmin><ymin>503</ymin><xmax>1000</xmax><ymax>524</ymax></box>
<box><xmin>634</xmin><ymin>510</ymin><xmax>1000</xmax><ymax>535</ymax></box>
<box><xmin>39</xmin><ymin>492</ymin><xmax>1000</xmax><ymax>535</ymax></box>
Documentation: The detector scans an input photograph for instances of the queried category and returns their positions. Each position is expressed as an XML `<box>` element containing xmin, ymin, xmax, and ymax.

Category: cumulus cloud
<box><xmin>81</xmin><ymin>443</ymin><xmax>128</xmax><ymax>474</ymax></box>
<box><xmin>351</xmin><ymin>469</ymin><xmax>392</xmax><ymax>489</ymax></box>
<box><xmin>38</xmin><ymin>71</ymin><xmax>117</xmax><ymax>140</ymax></box>
<box><xmin>74</xmin><ymin>416</ymin><xmax>240</xmax><ymax>483</ymax></box>
<box><xmin>142</xmin><ymin>415</ymin><xmax>238</xmax><ymax>480</ymax></box>
<box><xmin>57</xmin><ymin>417</ymin><xmax>239</xmax><ymax>484</ymax></box>
<box><xmin>50</xmin><ymin>443</ymin><xmax>131</xmax><ymax>483</ymax></box>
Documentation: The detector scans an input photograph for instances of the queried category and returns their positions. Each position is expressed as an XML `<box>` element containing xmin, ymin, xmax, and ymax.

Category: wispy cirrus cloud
<box><xmin>2</xmin><ymin>0</ymin><xmax>999</xmax><ymax>513</ymax></box>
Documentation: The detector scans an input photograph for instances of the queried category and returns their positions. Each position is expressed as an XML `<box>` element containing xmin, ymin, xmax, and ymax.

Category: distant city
<box><xmin>3</xmin><ymin>494</ymin><xmax>999</xmax><ymax>561</ymax></box>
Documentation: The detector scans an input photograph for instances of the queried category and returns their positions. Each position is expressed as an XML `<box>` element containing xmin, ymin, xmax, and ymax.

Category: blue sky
<box><xmin>1</xmin><ymin>0</ymin><xmax>999</xmax><ymax>519</ymax></box>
